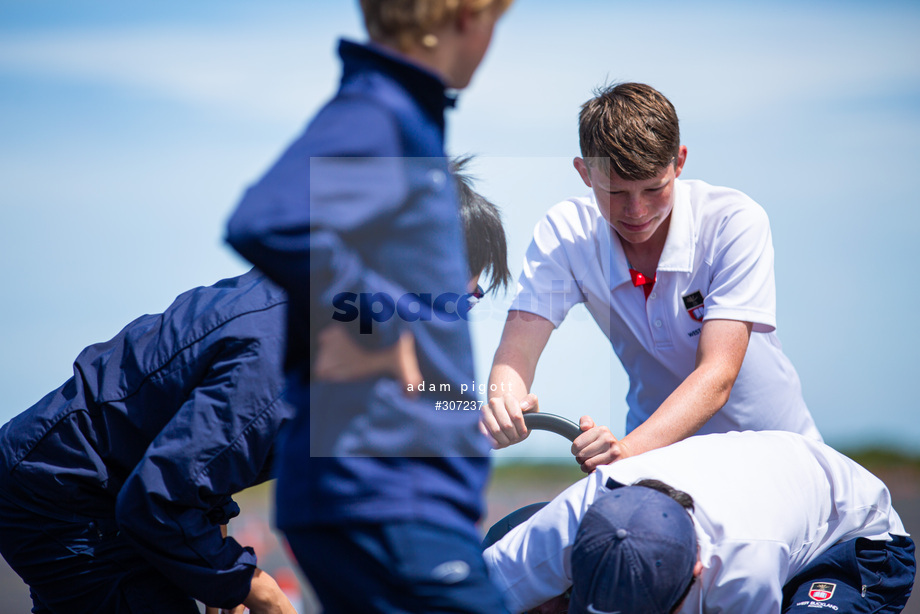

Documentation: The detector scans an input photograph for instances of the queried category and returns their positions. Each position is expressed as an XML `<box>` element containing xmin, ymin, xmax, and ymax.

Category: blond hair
<box><xmin>360</xmin><ymin>0</ymin><xmax>513</xmax><ymax>51</ymax></box>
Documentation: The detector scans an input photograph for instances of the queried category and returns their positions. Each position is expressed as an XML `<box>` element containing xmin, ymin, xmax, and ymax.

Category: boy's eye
<box><xmin>607</xmin><ymin>185</ymin><xmax>666</xmax><ymax>196</ymax></box>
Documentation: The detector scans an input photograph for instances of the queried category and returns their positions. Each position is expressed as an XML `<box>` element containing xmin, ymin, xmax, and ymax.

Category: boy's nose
<box><xmin>622</xmin><ymin>194</ymin><xmax>645</xmax><ymax>217</ymax></box>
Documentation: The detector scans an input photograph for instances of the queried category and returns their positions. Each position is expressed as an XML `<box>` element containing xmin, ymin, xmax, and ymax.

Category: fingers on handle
<box><xmin>503</xmin><ymin>392</ymin><xmax>529</xmax><ymax>442</ymax></box>
<box><xmin>520</xmin><ymin>392</ymin><xmax>540</xmax><ymax>414</ymax></box>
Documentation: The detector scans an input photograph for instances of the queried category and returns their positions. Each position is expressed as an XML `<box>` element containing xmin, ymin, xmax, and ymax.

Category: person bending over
<box><xmin>484</xmin><ymin>430</ymin><xmax>914</xmax><ymax>613</ymax></box>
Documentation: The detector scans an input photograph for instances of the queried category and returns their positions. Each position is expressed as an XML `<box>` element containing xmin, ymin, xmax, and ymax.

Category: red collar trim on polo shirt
<box><xmin>629</xmin><ymin>268</ymin><xmax>657</xmax><ymax>300</ymax></box>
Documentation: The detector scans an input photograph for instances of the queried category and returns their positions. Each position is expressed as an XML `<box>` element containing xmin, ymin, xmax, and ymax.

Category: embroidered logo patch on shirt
<box><xmin>682</xmin><ymin>290</ymin><xmax>705</xmax><ymax>322</ymax></box>
<box><xmin>808</xmin><ymin>582</ymin><xmax>836</xmax><ymax>602</ymax></box>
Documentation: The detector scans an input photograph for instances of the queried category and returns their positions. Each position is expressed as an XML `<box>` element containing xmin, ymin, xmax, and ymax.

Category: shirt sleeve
<box><xmin>114</xmin><ymin>339</ymin><xmax>291</xmax><ymax>609</ymax></box>
<box><xmin>509</xmin><ymin>204</ymin><xmax>587</xmax><ymax>327</ymax></box>
<box><xmin>226</xmin><ymin>98</ymin><xmax>412</xmax><ymax>348</ymax></box>
<box><xmin>695</xmin><ymin>540</ymin><xmax>790</xmax><ymax>614</ymax></box>
<box><xmin>483</xmin><ymin>471</ymin><xmax>606</xmax><ymax>613</ymax></box>
<box><xmin>703</xmin><ymin>200</ymin><xmax>777</xmax><ymax>333</ymax></box>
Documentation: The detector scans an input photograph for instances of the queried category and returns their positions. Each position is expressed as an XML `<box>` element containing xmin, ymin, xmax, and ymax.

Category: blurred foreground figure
<box><xmin>226</xmin><ymin>0</ymin><xmax>516</xmax><ymax>611</ymax></box>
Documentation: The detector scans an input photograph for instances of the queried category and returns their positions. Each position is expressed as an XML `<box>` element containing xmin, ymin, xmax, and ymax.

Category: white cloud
<box><xmin>1</xmin><ymin>4</ymin><xmax>916</xmax><ymax>136</ymax></box>
<box><xmin>0</xmin><ymin>18</ymin><xmax>364</xmax><ymax>123</ymax></box>
<box><xmin>462</xmin><ymin>3</ymin><xmax>920</xmax><ymax>130</ymax></box>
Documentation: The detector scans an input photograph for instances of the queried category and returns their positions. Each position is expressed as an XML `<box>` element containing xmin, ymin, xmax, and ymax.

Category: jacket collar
<box><xmin>338</xmin><ymin>39</ymin><xmax>456</xmax><ymax>131</ymax></box>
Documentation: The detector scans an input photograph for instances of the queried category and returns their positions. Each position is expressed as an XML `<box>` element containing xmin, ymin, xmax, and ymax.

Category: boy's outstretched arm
<box><xmin>573</xmin><ymin>318</ymin><xmax>752</xmax><ymax>471</ymax></box>
<box><xmin>621</xmin><ymin>318</ymin><xmax>752</xmax><ymax>453</ymax></box>
<box><xmin>482</xmin><ymin>310</ymin><xmax>554</xmax><ymax>448</ymax></box>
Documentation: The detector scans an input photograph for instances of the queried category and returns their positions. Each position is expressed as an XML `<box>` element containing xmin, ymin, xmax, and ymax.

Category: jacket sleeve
<box><xmin>114</xmin><ymin>338</ymin><xmax>291</xmax><ymax>609</ymax></box>
<box><xmin>226</xmin><ymin>99</ymin><xmax>412</xmax><ymax>349</ymax></box>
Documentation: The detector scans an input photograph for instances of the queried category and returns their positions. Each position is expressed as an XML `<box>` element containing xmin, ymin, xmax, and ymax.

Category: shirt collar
<box><xmin>600</xmin><ymin>216</ymin><xmax>632</xmax><ymax>290</ymax></box>
<box><xmin>600</xmin><ymin>178</ymin><xmax>695</xmax><ymax>289</ymax></box>
<box><xmin>338</xmin><ymin>39</ymin><xmax>456</xmax><ymax>131</ymax></box>
<box><xmin>657</xmin><ymin>179</ymin><xmax>694</xmax><ymax>272</ymax></box>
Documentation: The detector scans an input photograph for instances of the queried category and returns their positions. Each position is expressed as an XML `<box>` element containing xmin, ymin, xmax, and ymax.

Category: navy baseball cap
<box><xmin>569</xmin><ymin>484</ymin><xmax>697</xmax><ymax>614</ymax></box>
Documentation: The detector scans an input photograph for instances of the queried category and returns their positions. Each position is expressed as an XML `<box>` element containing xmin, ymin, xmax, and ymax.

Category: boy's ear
<box><xmin>454</xmin><ymin>1</ymin><xmax>477</xmax><ymax>32</ymax></box>
<box><xmin>573</xmin><ymin>157</ymin><xmax>593</xmax><ymax>188</ymax></box>
<box><xmin>674</xmin><ymin>145</ymin><xmax>688</xmax><ymax>179</ymax></box>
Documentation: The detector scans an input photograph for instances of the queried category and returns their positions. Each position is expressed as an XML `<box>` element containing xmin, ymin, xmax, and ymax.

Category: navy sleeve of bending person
<box><xmin>0</xmin><ymin>271</ymin><xmax>292</xmax><ymax>609</ymax></box>
<box><xmin>114</xmin><ymin>332</ymin><xmax>289</xmax><ymax>608</ymax></box>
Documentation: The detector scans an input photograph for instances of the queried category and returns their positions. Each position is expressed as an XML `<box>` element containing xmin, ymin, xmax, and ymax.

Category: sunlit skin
<box><xmin>446</xmin><ymin>4</ymin><xmax>502</xmax><ymax>89</ymax></box>
<box><xmin>379</xmin><ymin>3</ymin><xmax>505</xmax><ymax>90</ymax></box>
<box><xmin>573</xmin><ymin>146</ymin><xmax>687</xmax><ymax>276</ymax></box>
<box><xmin>312</xmin><ymin>274</ymin><xmax>483</xmax><ymax>394</ymax></box>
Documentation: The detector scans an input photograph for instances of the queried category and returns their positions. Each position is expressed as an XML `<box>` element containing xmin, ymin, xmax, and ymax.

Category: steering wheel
<box><xmin>522</xmin><ymin>412</ymin><xmax>581</xmax><ymax>442</ymax></box>
<box><xmin>482</xmin><ymin>413</ymin><xmax>581</xmax><ymax>550</ymax></box>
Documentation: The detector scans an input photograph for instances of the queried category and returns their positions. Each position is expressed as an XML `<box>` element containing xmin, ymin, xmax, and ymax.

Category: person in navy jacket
<box><xmin>0</xmin><ymin>153</ymin><xmax>511</xmax><ymax>613</ymax></box>
<box><xmin>225</xmin><ymin>2</ymin><xmax>515</xmax><ymax>610</ymax></box>
<box><xmin>0</xmin><ymin>270</ymin><xmax>297</xmax><ymax>613</ymax></box>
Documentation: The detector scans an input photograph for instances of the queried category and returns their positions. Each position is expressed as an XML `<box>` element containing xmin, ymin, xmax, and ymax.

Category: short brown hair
<box><xmin>360</xmin><ymin>0</ymin><xmax>513</xmax><ymax>51</ymax></box>
<box><xmin>579</xmin><ymin>82</ymin><xmax>680</xmax><ymax>181</ymax></box>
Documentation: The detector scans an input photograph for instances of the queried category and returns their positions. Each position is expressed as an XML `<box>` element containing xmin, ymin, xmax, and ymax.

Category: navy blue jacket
<box><xmin>0</xmin><ymin>270</ymin><xmax>291</xmax><ymax>609</ymax></box>
<box><xmin>226</xmin><ymin>40</ymin><xmax>491</xmax><ymax>538</ymax></box>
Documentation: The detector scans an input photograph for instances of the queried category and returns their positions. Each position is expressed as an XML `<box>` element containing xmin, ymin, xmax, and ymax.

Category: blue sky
<box><xmin>1</xmin><ymin>1</ymin><xmax>919</xmax><ymax>458</ymax></box>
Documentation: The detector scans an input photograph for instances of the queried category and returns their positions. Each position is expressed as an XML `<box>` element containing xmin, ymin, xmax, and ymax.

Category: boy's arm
<box><xmin>207</xmin><ymin>528</ymin><xmax>295</xmax><ymax>614</ymax></box>
<box><xmin>313</xmin><ymin>323</ymin><xmax>422</xmax><ymax>393</ymax></box>
<box><xmin>482</xmin><ymin>310</ymin><xmax>555</xmax><ymax>447</ymax></box>
<box><xmin>242</xmin><ymin>569</ymin><xmax>298</xmax><ymax>614</ymax></box>
<box><xmin>573</xmin><ymin>318</ymin><xmax>752</xmax><ymax>471</ymax></box>
<box><xmin>203</xmin><ymin>526</ymin><xmax>242</xmax><ymax>614</ymax></box>
<box><xmin>574</xmin><ymin>197</ymin><xmax>773</xmax><ymax>470</ymax></box>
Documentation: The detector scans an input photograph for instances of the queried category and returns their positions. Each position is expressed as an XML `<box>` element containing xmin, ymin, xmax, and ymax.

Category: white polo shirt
<box><xmin>483</xmin><ymin>431</ymin><xmax>908</xmax><ymax>614</ymax></box>
<box><xmin>511</xmin><ymin>178</ymin><xmax>821</xmax><ymax>439</ymax></box>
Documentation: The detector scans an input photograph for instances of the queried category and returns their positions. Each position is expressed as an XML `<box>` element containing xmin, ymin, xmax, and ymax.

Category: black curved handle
<box><xmin>523</xmin><ymin>412</ymin><xmax>581</xmax><ymax>442</ymax></box>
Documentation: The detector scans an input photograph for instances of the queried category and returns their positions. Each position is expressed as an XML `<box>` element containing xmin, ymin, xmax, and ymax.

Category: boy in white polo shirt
<box><xmin>481</xmin><ymin>82</ymin><xmax>822</xmax><ymax>470</ymax></box>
